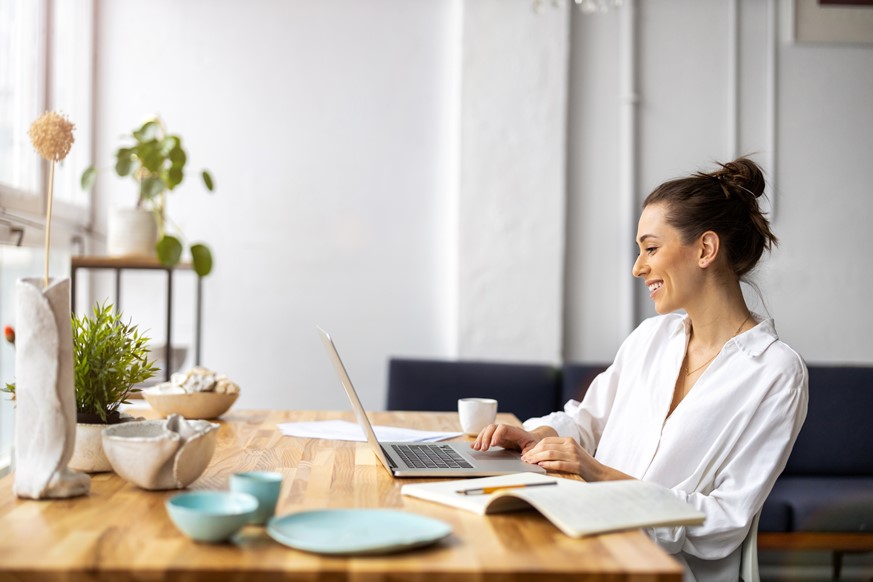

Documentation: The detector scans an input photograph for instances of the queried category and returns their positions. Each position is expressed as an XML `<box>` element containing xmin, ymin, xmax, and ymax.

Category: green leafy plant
<box><xmin>72</xmin><ymin>303</ymin><xmax>158</xmax><ymax>424</ymax></box>
<box><xmin>81</xmin><ymin>116</ymin><xmax>215</xmax><ymax>277</ymax></box>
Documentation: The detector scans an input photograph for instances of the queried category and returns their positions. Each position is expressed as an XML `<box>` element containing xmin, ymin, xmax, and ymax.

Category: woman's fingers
<box><xmin>471</xmin><ymin>424</ymin><xmax>533</xmax><ymax>452</ymax></box>
<box><xmin>471</xmin><ymin>424</ymin><xmax>499</xmax><ymax>450</ymax></box>
<box><xmin>521</xmin><ymin>437</ymin><xmax>585</xmax><ymax>474</ymax></box>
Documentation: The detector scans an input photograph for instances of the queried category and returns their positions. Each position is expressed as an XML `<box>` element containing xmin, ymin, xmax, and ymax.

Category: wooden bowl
<box><xmin>143</xmin><ymin>391</ymin><xmax>238</xmax><ymax>420</ymax></box>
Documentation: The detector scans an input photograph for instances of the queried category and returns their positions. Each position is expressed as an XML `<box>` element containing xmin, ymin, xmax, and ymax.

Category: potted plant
<box><xmin>82</xmin><ymin>116</ymin><xmax>215</xmax><ymax>277</ymax></box>
<box><xmin>68</xmin><ymin>303</ymin><xmax>159</xmax><ymax>472</ymax></box>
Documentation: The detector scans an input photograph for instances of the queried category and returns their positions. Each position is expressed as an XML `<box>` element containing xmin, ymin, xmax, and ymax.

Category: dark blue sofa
<box><xmin>388</xmin><ymin>359</ymin><xmax>873</xmax><ymax>577</ymax></box>
<box><xmin>387</xmin><ymin>358</ymin><xmax>562</xmax><ymax>421</ymax></box>
<box><xmin>755</xmin><ymin>366</ymin><xmax>873</xmax><ymax>578</ymax></box>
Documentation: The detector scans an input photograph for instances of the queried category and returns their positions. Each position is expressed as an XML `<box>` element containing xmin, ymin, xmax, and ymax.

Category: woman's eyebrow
<box><xmin>637</xmin><ymin>234</ymin><xmax>657</xmax><ymax>244</ymax></box>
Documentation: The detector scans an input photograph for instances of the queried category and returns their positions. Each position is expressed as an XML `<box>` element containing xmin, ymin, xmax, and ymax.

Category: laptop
<box><xmin>317</xmin><ymin>327</ymin><xmax>546</xmax><ymax>478</ymax></box>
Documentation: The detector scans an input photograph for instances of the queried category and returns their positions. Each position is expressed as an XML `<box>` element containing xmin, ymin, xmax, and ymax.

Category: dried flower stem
<box><xmin>28</xmin><ymin>111</ymin><xmax>75</xmax><ymax>289</ymax></box>
<box><xmin>44</xmin><ymin>160</ymin><xmax>56</xmax><ymax>288</ymax></box>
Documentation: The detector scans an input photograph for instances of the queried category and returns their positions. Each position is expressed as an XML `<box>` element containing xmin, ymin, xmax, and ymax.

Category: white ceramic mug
<box><xmin>458</xmin><ymin>398</ymin><xmax>498</xmax><ymax>436</ymax></box>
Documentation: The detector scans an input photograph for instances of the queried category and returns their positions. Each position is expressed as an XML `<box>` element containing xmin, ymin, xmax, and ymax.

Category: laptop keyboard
<box><xmin>392</xmin><ymin>444</ymin><xmax>473</xmax><ymax>469</ymax></box>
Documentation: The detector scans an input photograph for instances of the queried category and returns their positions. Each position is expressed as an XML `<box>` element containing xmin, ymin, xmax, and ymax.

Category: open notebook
<box><xmin>401</xmin><ymin>472</ymin><xmax>706</xmax><ymax>538</ymax></box>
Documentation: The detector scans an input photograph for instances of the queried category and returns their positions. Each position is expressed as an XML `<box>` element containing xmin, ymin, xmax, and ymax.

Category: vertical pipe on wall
<box><xmin>765</xmin><ymin>0</ymin><xmax>778</xmax><ymax>218</ymax></box>
<box><xmin>728</xmin><ymin>0</ymin><xmax>739</xmax><ymax>159</ymax></box>
<box><xmin>618</xmin><ymin>0</ymin><xmax>638</xmax><ymax>332</ymax></box>
<box><xmin>445</xmin><ymin>0</ymin><xmax>462</xmax><ymax>359</ymax></box>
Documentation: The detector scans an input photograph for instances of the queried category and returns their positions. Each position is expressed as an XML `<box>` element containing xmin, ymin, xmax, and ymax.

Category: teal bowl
<box><xmin>166</xmin><ymin>491</ymin><xmax>258</xmax><ymax>543</ymax></box>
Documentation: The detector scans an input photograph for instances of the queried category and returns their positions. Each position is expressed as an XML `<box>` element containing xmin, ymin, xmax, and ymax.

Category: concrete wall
<box><xmin>89</xmin><ymin>0</ymin><xmax>873</xmax><ymax>412</ymax></box>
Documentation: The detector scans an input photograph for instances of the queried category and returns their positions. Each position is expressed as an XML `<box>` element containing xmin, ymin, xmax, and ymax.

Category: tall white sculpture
<box><xmin>13</xmin><ymin>278</ymin><xmax>90</xmax><ymax>499</ymax></box>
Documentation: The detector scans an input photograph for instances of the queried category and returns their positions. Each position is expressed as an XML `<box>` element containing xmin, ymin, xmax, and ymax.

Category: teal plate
<box><xmin>266</xmin><ymin>509</ymin><xmax>453</xmax><ymax>555</ymax></box>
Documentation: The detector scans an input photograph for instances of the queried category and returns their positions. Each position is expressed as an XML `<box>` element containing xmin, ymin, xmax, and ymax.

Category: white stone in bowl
<box><xmin>102</xmin><ymin>415</ymin><xmax>219</xmax><ymax>490</ymax></box>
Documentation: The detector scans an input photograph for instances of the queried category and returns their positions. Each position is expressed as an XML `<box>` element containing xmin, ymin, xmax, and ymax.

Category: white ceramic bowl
<box><xmin>143</xmin><ymin>391</ymin><xmax>238</xmax><ymax>420</ymax></box>
<box><xmin>102</xmin><ymin>418</ymin><xmax>219</xmax><ymax>490</ymax></box>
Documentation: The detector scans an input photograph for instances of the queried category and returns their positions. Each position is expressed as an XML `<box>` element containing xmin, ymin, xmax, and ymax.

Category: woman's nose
<box><xmin>632</xmin><ymin>254</ymin><xmax>647</xmax><ymax>278</ymax></box>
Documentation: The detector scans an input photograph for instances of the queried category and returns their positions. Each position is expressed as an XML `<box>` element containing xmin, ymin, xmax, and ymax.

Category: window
<box><xmin>0</xmin><ymin>0</ymin><xmax>93</xmax><ymax>222</ymax></box>
<box><xmin>0</xmin><ymin>0</ymin><xmax>44</xmax><ymax>212</ymax></box>
<box><xmin>0</xmin><ymin>0</ymin><xmax>93</xmax><ymax>473</ymax></box>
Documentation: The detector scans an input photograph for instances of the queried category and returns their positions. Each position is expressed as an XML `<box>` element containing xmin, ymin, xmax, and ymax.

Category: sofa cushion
<box><xmin>560</xmin><ymin>363</ymin><xmax>609</xmax><ymax>405</ymax></box>
<box><xmin>759</xmin><ymin>490</ymin><xmax>792</xmax><ymax>533</ymax></box>
<box><xmin>767</xmin><ymin>476</ymin><xmax>873</xmax><ymax>532</ymax></box>
<box><xmin>784</xmin><ymin>366</ymin><xmax>873</xmax><ymax>476</ymax></box>
<box><xmin>387</xmin><ymin>358</ymin><xmax>561</xmax><ymax>421</ymax></box>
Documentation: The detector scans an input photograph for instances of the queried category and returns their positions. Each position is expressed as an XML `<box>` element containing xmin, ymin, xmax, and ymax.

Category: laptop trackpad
<box><xmin>464</xmin><ymin>446</ymin><xmax>546</xmax><ymax>473</ymax></box>
<box><xmin>466</xmin><ymin>446</ymin><xmax>519</xmax><ymax>461</ymax></box>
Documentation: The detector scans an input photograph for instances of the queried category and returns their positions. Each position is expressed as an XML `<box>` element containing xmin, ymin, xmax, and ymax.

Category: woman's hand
<box><xmin>471</xmin><ymin>424</ymin><xmax>556</xmax><ymax>454</ymax></box>
<box><xmin>522</xmin><ymin>437</ymin><xmax>634</xmax><ymax>481</ymax></box>
<box><xmin>520</xmin><ymin>437</ymin><xmax>593</xmax><ymax>476</ymax></box>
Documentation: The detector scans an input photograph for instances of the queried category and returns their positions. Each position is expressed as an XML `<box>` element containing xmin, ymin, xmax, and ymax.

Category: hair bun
<box><xmin>713</xmin><ymin>157</ymin><xmax>765</xmax><ymax>199</ymax></box>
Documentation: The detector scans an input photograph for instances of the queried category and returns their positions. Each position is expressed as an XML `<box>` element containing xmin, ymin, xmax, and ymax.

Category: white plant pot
<box><xmin>107</xmin><ymin>208</ymin><xmax>157</xmax><ymax>258</ymax></box>
<box><xmin>69</xmin><ymin>423</ymin><xmax>113</xmax><ymax>473</ymax></box>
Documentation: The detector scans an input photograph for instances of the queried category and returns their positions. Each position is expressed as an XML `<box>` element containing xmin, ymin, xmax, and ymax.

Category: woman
<box><xmin>473</xmin><ymin>157</ymin><xmax>808</xmax><ymax>581</ymax></box>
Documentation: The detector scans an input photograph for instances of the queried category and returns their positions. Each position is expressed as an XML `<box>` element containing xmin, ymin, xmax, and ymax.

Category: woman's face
<box><xmin>632</xmin><ymin>203</ymin><xmax>702</xmax><ymax>315</ymax></box>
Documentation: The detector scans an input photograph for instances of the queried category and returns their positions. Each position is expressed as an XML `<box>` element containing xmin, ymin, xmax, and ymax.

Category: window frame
<box><xmin>0</xmin><ymin>0</ymin><xmax>94</xmax><ymax>231</ymax></box>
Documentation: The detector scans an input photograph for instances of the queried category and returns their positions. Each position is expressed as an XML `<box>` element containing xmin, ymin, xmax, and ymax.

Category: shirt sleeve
<box><xmin>521</xmin><ymin>320</ymin><xmax>646</xmax><ymax>452</ymax></box>
<box><xmin>522</xmin><ymin>363</ymin><xmax>620</xmax><ymax>453</ymax></box>
<box><xmin>649</xmin><ymin>362</ymin><xmax>809</xmax><ymax>559</ymax></box>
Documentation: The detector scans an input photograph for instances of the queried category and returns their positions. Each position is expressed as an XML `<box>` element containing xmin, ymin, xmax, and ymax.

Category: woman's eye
<box><xmin>646</xmin><ymin>247</ymin><xmax>657</xmax><ymax>255</ymax></box>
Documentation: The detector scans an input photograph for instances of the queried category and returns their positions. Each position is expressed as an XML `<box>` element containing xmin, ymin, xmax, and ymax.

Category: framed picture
<box><xmin>793</xmin><ymin>0</ymin><xmax>873</xmax><ymax>44</ymax></box>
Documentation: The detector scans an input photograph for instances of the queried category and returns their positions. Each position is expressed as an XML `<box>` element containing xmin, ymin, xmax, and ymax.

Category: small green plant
<box><xmin>72</xmin><ymin>303</ymin><xmax>158</xmax><ymax>423</ymax></box>
<box><xmin>81</xmin><ymin>116</ymin><xmax>215</xmax><ymax>277</ymax></box>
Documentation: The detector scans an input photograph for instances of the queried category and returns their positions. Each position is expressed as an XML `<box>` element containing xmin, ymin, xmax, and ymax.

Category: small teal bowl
<box><xmin>166</xmin><ymin>491</ymin><xmax>258</xmax><ymax>543</ymax></box>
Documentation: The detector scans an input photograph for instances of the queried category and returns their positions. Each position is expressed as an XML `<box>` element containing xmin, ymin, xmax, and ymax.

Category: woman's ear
<box><xmin>698</xmin><ymin>231</ymin><xmax>720</xmax><ymax>269</ymax></box>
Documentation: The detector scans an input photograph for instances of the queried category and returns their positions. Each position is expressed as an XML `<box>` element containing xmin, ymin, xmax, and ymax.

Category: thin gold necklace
<box><xmin>685</xmin><ymin>313</ymin><xmax>752</xmax><ymax>377</ymax></box>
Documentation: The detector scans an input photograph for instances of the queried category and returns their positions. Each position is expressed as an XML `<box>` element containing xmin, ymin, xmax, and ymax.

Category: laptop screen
<box><xmin>317</xmin><ymin>327</ymin><xmax>395</xmax><ymax>471</ymax></box>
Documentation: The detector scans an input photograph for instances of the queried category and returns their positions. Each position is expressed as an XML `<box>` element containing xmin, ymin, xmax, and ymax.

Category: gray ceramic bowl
<box><xmin>102</xmin><ymin>417</ymin><xmax>219</xmax><ymax>490</ymax></box>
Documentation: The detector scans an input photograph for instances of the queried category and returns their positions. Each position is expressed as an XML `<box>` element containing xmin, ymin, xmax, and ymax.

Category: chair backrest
<box><xmin>740</xmin><ymin>510</ymin><xmax>761</xmax><ymax>582</ymax></box>
<box><xmin>386</xmin><ymin>358</ymin><xmax>561</xmax><ymax>421</ymax></box>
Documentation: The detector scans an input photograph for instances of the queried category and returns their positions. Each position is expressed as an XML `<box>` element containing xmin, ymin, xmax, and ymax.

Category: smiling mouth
<box><xmin>647</xmin><ymin>281</ymin><xmax>663</xmax><ymax>297</ymax></box>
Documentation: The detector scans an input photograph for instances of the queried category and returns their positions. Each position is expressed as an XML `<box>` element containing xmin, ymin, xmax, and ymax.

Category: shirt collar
<box><xmin>679</xmin><ymin>312</ymin><xmax>778</xmax><ymax>358</ymax></box>
<box><xmin>735</xmin><ymin>314</ymin><xmax>779</xmax><ymax>357</ymax></box>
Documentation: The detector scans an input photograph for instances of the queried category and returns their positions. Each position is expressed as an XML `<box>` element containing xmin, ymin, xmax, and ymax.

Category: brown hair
<box><xmin>643</xmin><ymin>157</ymin><xmax>778</xmax><ymax>278</ymax></box>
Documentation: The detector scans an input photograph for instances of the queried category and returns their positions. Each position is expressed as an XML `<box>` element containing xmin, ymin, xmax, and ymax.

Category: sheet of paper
<box><xmin>277</xmin><ymin>419</ymin><xmax>462</xmax><ymax>443</ymax></box>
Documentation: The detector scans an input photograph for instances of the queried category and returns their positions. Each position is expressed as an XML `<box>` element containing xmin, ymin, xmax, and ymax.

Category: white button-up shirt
<box><xmin>524</xmin><ymin>313</ymin><xmax>808</xmax><ymax>582</ymax></box>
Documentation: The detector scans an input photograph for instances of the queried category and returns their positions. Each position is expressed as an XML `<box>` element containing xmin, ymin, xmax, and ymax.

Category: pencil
<box><xmin>455</xmin><ymin>481</ymin><xmax>558</xmax><ymax>495</ymax></box>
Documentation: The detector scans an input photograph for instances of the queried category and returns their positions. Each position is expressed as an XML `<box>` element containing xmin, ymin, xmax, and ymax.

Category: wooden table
<box><xmin>0</xmin><ymin>410</ymin><xmax>682</xmax><ymax>581</ymax></box>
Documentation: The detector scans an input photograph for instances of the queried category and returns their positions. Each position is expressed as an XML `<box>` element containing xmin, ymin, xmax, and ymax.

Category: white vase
<box><xmin>107</xmin><ymin>208</ymin><xmax>157</xmax><ymax>258</ymax></box>
<box><xmin>13</xmin><ymin>277</ymin><xmax>91</xmax><ymax>499</ymax></box>
<box><xmin>69</xmin><ymin>423</ymin><xmax>113</xmax><ymax>473</ymax></box>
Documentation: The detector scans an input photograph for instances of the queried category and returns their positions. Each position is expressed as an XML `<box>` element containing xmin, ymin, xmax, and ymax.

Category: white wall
<box><xmin>458</xmin><ymin>1</ymin><xmax>569</xmax><ymax>363</ymax></box>
<box><xmin>565</xmin><ymin>0</ymin><xmax>873</xmax><ymax>365</ymax></box>
<box><xmin>765</xmin><ymin>0</ymin><xmax>873</xmax><ymax>363</ymax></box>
<box><xmin>90</xmin><ymin>0</ymin><xmax>873</xmax><ymax>413</ymax></box>
<box><xmin>91</xmin><ymin>0</ymin><xmax>460</xmax><ymax>410</ymax></box>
